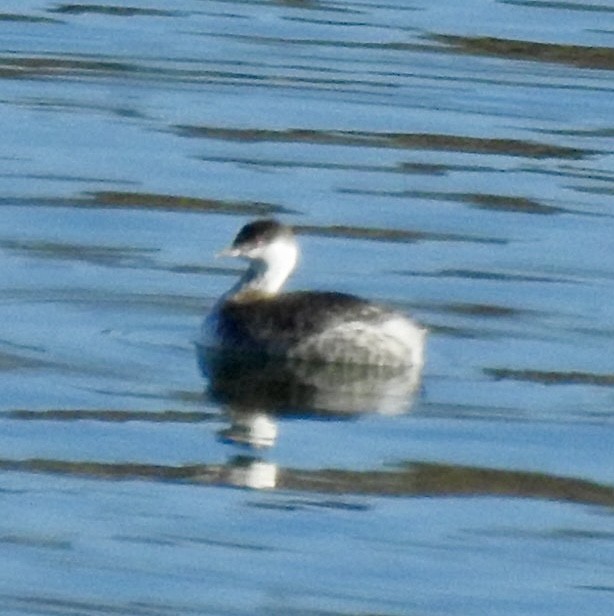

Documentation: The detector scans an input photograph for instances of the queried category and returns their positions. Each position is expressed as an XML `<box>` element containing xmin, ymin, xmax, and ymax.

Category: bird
<box><xmin>202</xmin><ymin>219</ymin><xmax>426</xmax><ymax>368</ymax></box>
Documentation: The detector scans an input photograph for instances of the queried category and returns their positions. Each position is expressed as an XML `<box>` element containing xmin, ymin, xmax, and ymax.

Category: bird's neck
<box><xmin>229</xmin><ymin>257</ymin><xmax>294</xmax><ymax>300</ymax></box>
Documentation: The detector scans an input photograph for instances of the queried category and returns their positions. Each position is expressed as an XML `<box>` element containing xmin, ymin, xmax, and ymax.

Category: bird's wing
<box><xmin>217</xmin><ymin>291</ymin><xmax>388</xmax><ymax>350</ymax></box>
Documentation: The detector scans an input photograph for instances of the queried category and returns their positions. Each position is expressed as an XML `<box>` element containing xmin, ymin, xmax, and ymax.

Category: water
<box><xmin>1</xmin><ymin>1</ymin><xmax>614</xmax><ymax>614</ymax></box>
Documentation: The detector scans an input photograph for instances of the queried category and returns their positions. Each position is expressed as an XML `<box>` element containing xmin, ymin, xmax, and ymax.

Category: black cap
<box><xmin>232</xmin><ymin>219</ymin><xmax>293</xmax><ymax>249</ymax></box>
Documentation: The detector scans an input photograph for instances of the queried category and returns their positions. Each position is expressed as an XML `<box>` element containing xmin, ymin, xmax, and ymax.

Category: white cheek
<box><xmin>246</xmin><ymin>244</ymin><xmax>266</xmax><ymax>259</ymax></box>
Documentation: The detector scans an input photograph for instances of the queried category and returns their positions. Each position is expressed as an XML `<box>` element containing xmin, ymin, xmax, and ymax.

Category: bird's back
<box><xmin>211</xmin><ymin>291</ymin><xmax>425</xmax><ymax>367</ymax></box>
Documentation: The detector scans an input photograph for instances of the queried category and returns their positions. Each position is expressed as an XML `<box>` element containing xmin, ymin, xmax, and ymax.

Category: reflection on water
<box><xmin>0</xmin><ymin>190</ymin><xmax>292</xmax><ymax>216</ymax></box>
<box><xmin>0</xmin><ymin>454</ymin><xmax>612</xmax><ymax>507</ymax></box>
<box><xmin>221</xmin><ymin>412</ymin><xmax>280</xmax><ymax>448</ymax></box>
<box><xmin>199</xmin><ymin>346</ymin><xmax>423</xmax><ymax>415</ymax></box>
<box><xmin>433</xmin><ymin>34</ymin><xmax>614</xmax><ymax>70</ymax></box>
<box><xmin>176</xmin><ymin>124</ymin><xmax>589</xmax><ymax>158</ymax></box>
<box><xmin>198</xmin><ymin>346</ymin><xmax>423</xmax><ymax>446</ymax></box>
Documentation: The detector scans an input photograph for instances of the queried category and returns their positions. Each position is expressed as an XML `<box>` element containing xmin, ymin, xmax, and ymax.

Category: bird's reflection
<box><xmin>197</xmin><ymin>345</ymin><xmax>423</xmax><ymax>451</ymax></box>
<box><xmin>226</xmin><ymin>456</ymin><xmax>279</xmax><ymax>490</ymax></box>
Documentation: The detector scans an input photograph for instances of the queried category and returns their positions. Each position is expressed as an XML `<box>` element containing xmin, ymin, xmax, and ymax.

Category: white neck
<box><xmin>228</xmin><ymin>237</ymin><xmax>298</xmax><ymax>298</ymax></box>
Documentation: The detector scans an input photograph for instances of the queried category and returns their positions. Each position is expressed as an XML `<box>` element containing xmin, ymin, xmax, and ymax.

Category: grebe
<box><xmin>202</xmin><ymin>219</ymin><xmax>426</xmax><ymax>367</ymax></box>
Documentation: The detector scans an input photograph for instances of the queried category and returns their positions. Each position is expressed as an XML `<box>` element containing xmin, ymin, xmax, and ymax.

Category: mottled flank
<box><xmin>218</xmin><ymin>291</ymin><xmax>425</xmax><ymax>366</ymax></box>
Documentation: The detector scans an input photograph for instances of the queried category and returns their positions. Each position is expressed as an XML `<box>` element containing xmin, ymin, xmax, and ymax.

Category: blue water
<box><xmin>1</xmin><ymin>1</ymin><xmax>613</xmax><ymax>614</ymax></box>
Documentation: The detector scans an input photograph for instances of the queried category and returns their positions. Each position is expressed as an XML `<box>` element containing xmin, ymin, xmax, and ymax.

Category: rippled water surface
<box><xmin>1</xmin><ymin>1</ymin><xmax>614</xmax><ymax>614</ymax></box>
